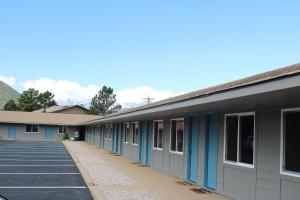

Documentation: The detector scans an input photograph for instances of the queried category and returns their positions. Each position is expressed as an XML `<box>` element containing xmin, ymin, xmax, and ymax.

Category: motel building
<box><xmin>1</xmin><ymin>63</ymin><xmax>300</xmax><ymax>200</ymax></box>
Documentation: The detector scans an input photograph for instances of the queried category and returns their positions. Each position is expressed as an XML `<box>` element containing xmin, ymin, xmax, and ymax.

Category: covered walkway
<box><xmin>64</xmin><ymin>141</ymin><xmax>228</xmax><ymax>200</ymax></box>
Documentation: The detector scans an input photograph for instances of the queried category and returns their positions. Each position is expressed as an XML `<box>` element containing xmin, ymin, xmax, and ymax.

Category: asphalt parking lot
<box><xmin>0</xmin><ymin>141</ymin><xmax>93</xmax><ymax>200</ymax></box>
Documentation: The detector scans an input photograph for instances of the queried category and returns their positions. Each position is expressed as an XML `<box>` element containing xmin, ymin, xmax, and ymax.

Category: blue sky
<box><xmin>0</xmin><ymin>1</ymin><xmax>300</xmax><ymax>107</ymax></box>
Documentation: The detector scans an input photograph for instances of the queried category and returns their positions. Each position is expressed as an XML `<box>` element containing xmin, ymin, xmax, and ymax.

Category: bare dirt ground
<box><xmin>64</xmin><ymin>141</ymin><xmax>229</xmax><ymax>200</ymax></box>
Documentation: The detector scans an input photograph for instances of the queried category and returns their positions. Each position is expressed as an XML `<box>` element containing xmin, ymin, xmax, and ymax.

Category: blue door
<box><xmin>188</xmin><ymin>116</ymin><xmax>199</xmax><ymax>182</ymax></box>
<box><xmin>120</xmin><ymin>124</ymin><xmax>124</xmax><ymax>155</ymax></box>
<box><xmin>138</xmin><ymin>121</ymin><xmax>144</xmax><ymax>163</ymax></box>
<box><xmin>145</xmin><ymin>120</ymin><xmax>153</xmax><ymax>165</ymax></box>
<box><xmin>45</xmin><ymin>126</ymin><xmax>53</xmax><ymax>140</ymax></box>
<box><xmin>8</xmin><ymin>124</ymin><xmax>16</xmax><ymax>140</ymax></box>
<box><xmin>205</xmin><ymin>114</ymin><xmax>218</xmax><ymax>190</ymax></box>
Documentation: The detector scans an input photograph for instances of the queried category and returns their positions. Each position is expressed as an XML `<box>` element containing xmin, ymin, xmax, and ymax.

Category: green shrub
<box><xmin>62</xmin><ymin>133</ymin><xmax>69</xmax><ymax>140</ymax></box>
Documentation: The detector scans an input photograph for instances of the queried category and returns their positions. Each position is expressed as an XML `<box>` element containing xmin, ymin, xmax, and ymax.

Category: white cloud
<box><xmin>116</xmin><ymin>86</ymin><xmax>177</xmax><ymax>109</ymax></box>
<box><xmin>20</xmin><ymin>78</ymin><xmax>178</xmax><ymax>109</ymax></box>
<box><xmin>0</xmin><ymin>76</ymin><xmax>16</xmax><ymax>87</ymax></box>
<box><xmin>20</xmin><ymin>78</ymin><xmax>100</xmax><ymax>106</ymax></box>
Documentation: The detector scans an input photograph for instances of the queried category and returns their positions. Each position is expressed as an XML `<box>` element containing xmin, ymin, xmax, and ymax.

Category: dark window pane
<box><xmin>239</xmin><ymin>115</ymin><xmax>254</xmax><ymax>165</ymax></box>
<box><xmin>158</xmin><ymin>128</ymin><xmax>163</xmax><ymax>149</ymax></box>
<box><xmin>285</xmin><ymin>112</ymin><xmax>300</xmax><ymax>173</ymax></box>
<box><xmin>26</xmin><ymin>124</ymin><xmax>31</xmax><ymax>132</ymax></box>
<box><xmin>32</xmin><ymin>125</ymin><xmax>38</xmax><ymax>132</ymax></box>
<box><xmin>171</xmin><ymin>121</ymin><xmax>177</xmax><ymax>151</ymax></box>
<box><xmin>154</xmin><ymin>122</ymin><xmax>158</xmax><ymax>148</ymax></box>
<box><xmin>135</xmin><ymin>125</ymin><xmax>139</xmax><ymax>144</ymax></box>
<box><xmin>126</xmin><ymin>126</ymin><xmax>130</xmax><ymax>142</ymax></box>
<box><xmin>132</xmin><ymin>123</ymin><xmax>135</xmax><ymax>143</ymax></box>
<box><xmin>226</xmin><ymin>116</ymin><xmax>238</xmax><ymax>162</ymax></box>
<box><xmin>177</xmin><ymin>120</ymin><xmax>184</xmax><ymax>152</ymax></box>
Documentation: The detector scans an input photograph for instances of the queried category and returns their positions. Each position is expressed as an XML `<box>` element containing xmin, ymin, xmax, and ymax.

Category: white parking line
<box><xmin>0</xmin><ymin>149</ymin><xmax>66</xmax><ymax>152</ymax></box>
<box><xmin>0</xmin><ymin>165</ymin><xmax>75</xmax><ymax>167</ymax></box>
<box><xmin>0</xmin><ymin>155</ymin><xmax>70</xmax><ymax>157</ymax></box>
<box><xmin>1</xmin><ymin>152</ymin><xmax>67</xmax><ymax>154</ymax></box>
<box><xmin>0</xmin><ymin>173</ymin><xmax>80</xmax><ymax>175</ymax></box>
<box><xmin>0</xmin><ymin>159</ymin><xmax>72</xmax><ymax>161</ymax></box>
<box><xmin>0</xmin><ymin>186</ymin><xmax>87</xmax><ymax>189</ymax></box>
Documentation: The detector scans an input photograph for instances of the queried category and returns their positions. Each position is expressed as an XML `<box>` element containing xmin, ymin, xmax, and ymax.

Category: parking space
<box><xmin>0</xmin><ymin>141</ymin><xmax>93</xmax><ymax>200</ymax></box>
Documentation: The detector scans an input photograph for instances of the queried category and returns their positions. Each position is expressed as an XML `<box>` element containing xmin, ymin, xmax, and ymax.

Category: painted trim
<box><xmin>223</xmin><ymin>112</ymin><xmax>256</xmax><ymax>169</ymax></box>
<box><xmin>280</xmin><ymin>107</ymin><xmax>300</xmax><ymax>178</ymax></box>
<box><xmin>85</xmin><ymin>74</ymin><xmax>300</xmax><ymax>124</ymax></box>
<box><xmin>123</xmin><ymin>123</ymin><xmax>130</xmax><ymax>143</ymax></box>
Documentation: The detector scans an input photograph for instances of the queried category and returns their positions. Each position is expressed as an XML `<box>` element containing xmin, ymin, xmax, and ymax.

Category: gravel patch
<box><xmin>86</xmin><ymin>165</ymin><xmax>138</xmax><ymax>186</ymax></box>
<box><xmin>103</xmin><ymin>191</ymin><xmax>162</xmax><ymax>200</ymax></box>
<box><xmin>77</xmin><ymin>154</ymin><xmax>107</xmax><ymax>165</ymax></box>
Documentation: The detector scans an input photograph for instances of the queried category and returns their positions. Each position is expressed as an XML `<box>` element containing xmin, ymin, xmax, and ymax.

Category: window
<box><xmin>108</xmin><ymin>124</ymin><xmax>113</xmax><ymax>140</ymax></box>
<box><xmin>132</xmin><ymin>122</ymin><xmax>139</xmax><ymax>145</ymax></box>
<box><xmin>170</xmin><ymin>119</ymin><xmax>184</xmax><ymax>154</ymax></box>
<box><xmin>153</xmin><ymin>120</ymin><xmax>164</xmax><ymax>150</ymax></box>
<box><xmin>104</xmin><ymin>125</ymin><xmax>109</xmax><ymax>139</ymax></box>
<box><xmin>58</xmin><ymin>126</ymin><xmax>68</xmax><ymax>134</ymax></box>
<box><xmin>25</xmin><ymin>124</ymin><xmax>39</xmax><ymax>133</ymax></box>
<box><xmin>281</xmin><ymin>109</ymin><xmax>300</xmax><ymax>177</ymax></box>
<box><xmin>124</xmin><ymin>123</ymin><xmax>130</xmax><ymax>143</ymax></box>
<box><xmin>224</xmin><ymin>113</ymin><xmax>255</xmax><ymax>167</ymax></box>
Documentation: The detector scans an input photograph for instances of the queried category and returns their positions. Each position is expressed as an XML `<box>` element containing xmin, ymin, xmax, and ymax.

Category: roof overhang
<box><xmin>82</xmin><ymin>73</ymin><xmax>300</xmax><ymax>125</ymax></box>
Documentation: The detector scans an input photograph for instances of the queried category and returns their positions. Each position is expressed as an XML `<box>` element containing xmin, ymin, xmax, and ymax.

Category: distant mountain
<box><xmin>0</xmin><ymin>80</ymin><xmax>19</xmax><ymax>108</ymax></box>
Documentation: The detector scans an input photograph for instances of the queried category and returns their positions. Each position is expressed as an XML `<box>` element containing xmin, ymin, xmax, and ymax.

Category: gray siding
<box><xmin>84</xmin><ymin>108</ymin><xmax>300</xmax><ymax>200</ymax></box>
<box><xmin>0</xmin><ymin>123</ymin><xmax>61</xmax><ymax>141</ymax></box>
<box><xmin>256</xmin><ymin>110</ymin><xmax>281</xmax><ymax>200</ymax></box>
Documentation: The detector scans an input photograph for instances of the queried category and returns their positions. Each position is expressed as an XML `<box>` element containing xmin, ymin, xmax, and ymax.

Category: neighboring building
<box><xmin>1</xmin><ymin>63</ymin><xmax>300</xmax><ymax>200</ymax></box>
<box><xmin>0</xmin><ymin>111</ymin><xmax>99</xmax><ymax>141</ymax></box>
<box><xmin>34</xmin><ymin>105</ymin><xmax>90</xmax><ymax>115</ymax></box>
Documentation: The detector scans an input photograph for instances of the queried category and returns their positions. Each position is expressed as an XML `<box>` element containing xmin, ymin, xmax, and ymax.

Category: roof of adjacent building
<box><xmin>1</xmin><ymin>63</ymin><xmax>300</xmax><ymax>126</ymax></box>
<box><xmin>34</xmin><ymin>105</ymin><xmax>89</xmax><ymax>114</ymax></box>
<box><xmin>0</xmin><ymin>111</ymin><xmax>100</xmax><ymax>126</ymax></box>
<box><xmin>84</xmin><ymin>62</ymin><xmax>300</xmax><ymax>124</ymax></box>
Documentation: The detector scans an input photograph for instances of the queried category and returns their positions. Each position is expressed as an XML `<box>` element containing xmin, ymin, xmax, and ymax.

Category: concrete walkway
<box><xmin>64</xmin><ymin>141</ymin><xmax>229</xmax><ymax>200</ymax></box>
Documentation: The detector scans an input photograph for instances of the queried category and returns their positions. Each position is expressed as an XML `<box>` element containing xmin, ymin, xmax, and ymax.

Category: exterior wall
<box><xmin>216</xmin><ymin>108</ymin><xmax>300</xmax><ymax>200</ymax></box>
<box><xmin>84</xmin><ymin>107</ymin><xmax>300</xmax><ymax>200</ymax></box>
<box><xmin>0</xmin><ymin>123</ymin><xmax>62</xmax><ymax>141</ymax></box>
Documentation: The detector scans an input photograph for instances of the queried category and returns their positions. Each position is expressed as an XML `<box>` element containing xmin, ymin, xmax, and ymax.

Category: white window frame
<box><xmin>25</xmin><ymin>124</ymin><xmax>39</xmax><ymax>133</ymax></box>
<box><xmin>123</xmin><ymin>123</ymin><xmax>130</xmax><ymax>144</ymax></box>
<box><xmin>153</xmin><ymin>120</ymin><xmax>164</xmax><ymax>151</ymax></box>
<box><xmin>108</xmin><ymin>124</ymin><xmax>113</xmax><ymax>140</ymax></box>
<box><xmin>58</xmin><ymin>125</ymin><xmax>68</xmax><ymax>134</ymax></box>
<box><xmin>223</xmin><ymin>112</ymin><xmax>255</xmax><ymax>169</ymax></box>
<box><xmin>131</xmin><ymin>122</ymin><xmax>139</xmax><ymax>146</ymax></box>
<box><xmin>280</xmin><ymin>108</ymin><xmax>300</xmax><ymax>178</ymax></box>
<box><xmin>169</xmin><ymin>118</ymin><xmax>184</xmax><ymax>155</ymax></box>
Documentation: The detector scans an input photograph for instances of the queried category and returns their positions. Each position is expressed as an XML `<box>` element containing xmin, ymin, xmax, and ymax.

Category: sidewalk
<box><xmin>64</xmin><ymin>141</ymin><xmax>229</xmax><ymax>200</ymax></box>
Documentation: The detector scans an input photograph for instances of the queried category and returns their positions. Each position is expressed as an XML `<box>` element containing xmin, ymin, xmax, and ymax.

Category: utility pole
<box><xmin>143</xmin><ymin>96</ymin><xmax>154</xmax><ymax>104</ymax></box>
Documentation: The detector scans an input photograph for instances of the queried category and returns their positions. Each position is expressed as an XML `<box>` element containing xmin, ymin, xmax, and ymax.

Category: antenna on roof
<box><xmin>143</xmin><ymin>96</ymin><xmax>154</xmax><ymax>104</ymax></box>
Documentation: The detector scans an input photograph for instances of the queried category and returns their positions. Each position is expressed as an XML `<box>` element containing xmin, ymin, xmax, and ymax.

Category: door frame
<box><xmin>187</xmin><ymin>116</ymin><xmax>199</xmax><ymax>183</ymax></box>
